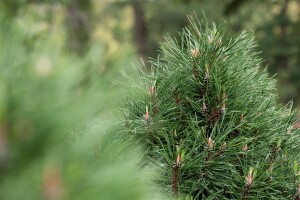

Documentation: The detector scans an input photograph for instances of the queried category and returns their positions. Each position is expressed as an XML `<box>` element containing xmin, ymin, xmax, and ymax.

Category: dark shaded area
<box><xmin>65</xmin><ymin>0</ymin><xmax>91</xmax><ymax>55</ymax></box>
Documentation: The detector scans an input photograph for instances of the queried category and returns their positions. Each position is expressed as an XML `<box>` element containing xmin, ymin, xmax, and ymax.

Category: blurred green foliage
<box><xmin>0</xmin><ymin>0</ymin><xmax>299</xmax><ymax>199</ymax></box>
<box><xmin>0</xmin><ymin>13</ymin><xmax>164</xmax><ymax>200</ymax></box>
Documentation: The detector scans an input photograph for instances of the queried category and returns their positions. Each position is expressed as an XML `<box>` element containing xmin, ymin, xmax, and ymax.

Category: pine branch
<box><xmin>124</xmin><ymin>14</ymin><xmax>300</xmax><ymax>199</ymax></box>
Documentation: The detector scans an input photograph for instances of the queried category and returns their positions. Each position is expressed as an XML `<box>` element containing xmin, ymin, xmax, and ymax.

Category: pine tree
<box><xmin>123</xmin><ymin>15</ymin><xmax>300</xmax><ymax>199</ymax></box>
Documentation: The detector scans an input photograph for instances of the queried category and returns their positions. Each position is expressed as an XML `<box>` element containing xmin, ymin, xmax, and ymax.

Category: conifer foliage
<box><xmin>124</xmin><ymin>16</ymin><xmax>300</xmax><ymax>199</ymax></box>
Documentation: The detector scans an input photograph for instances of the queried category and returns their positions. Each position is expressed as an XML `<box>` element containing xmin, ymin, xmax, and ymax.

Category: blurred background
<box><xmin>0</xmin><ymin>0</ymin><xmax>299</xmax><ymax>199</ymax></box>
<box><xmin>1</xmin><ymin>0</ymin><xmax>299</xmax><ymax>105</ymax></box>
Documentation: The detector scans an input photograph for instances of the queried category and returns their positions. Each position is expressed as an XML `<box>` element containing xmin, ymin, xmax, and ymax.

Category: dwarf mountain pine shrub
<box><xmin>123</xmin><ymin>16</ymin><xmax>300</xmax><ymax>199</ymax></box>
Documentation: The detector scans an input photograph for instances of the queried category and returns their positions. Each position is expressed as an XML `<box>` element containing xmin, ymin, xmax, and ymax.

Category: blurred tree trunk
<box><xmin>224</xmin><ymin>0</ymin><xmax>246</xmax><ymax>15</ymax></box>
<box><xmin>276</xmin><ymin>0</ymin><xmax>289</xmax><ymax>69</ymax></box>
<box><xmin>65</xmin><ymin>0</ymin><xmax>91</xmax><ymax>55</ymax></box>
<box><xmin>275</xmin><ymin>0</ymin><xmax>291</xmax><ymax>102</ymax></box>
<box><xmin>132</xmin><ymin>2</ymin><xmax>148</xmax><ymax>62</ymax></box>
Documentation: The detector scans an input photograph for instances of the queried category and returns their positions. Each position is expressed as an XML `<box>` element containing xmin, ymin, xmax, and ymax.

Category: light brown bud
<box><xmin>221</xmin><ymin>92</ymin><xmax>226</xmax><ymax>114</ymax></box>
<box><xmin>43</xmin><ymin>166</ymin><xmax>64</xmax><ymax>200</ymax></box>
<box><xmin>222</xmin><ymin>142</ymin><xmax>227</xmax><ymax>150</ymax></box>
<box><xmin>217</xmin><ymin>38</ymin><xmax>222</xmax><ymax>46</ymax></box>
<box><xmin>202</xmin><ymin>98</ymin><xmax>207</xmax><ymax>113</ymax></box>
<box><xmin>294</xmin><ymin>122</ymin><xmax>300</xmax><ymax>129</ymax></box>
<box><xmin>207</xmin><ymin>137</ymin><xmax>214</xmax><ymax>150</ymax></box>
<box><xmin>191</xmin><ymin>49</ymin><xmax>199</xmax><ymax>59</ymax></box>
<box><xmin>287</xmin><ymin>127</ymin><xmax>292</xmax><ymax>134</ymax></box>
<box><xmin>221</xmin><ymin>102</ymin><xmax>226</xmax><ymax>114</ymax></box>
<box><xmin>246</xmin><ymin>173</ymin><xmax>253</xmax><ymax>186</ymax></box>
<box><xmin>150</xmin><ymin>85</ymin><xmax>155</xmax><ymax>96</ymax></box>
<box><xmin>176</xmin><ymin>153</ymin><xmax>182</xmax><ymax>167</ymax></box>
<box><xmin>222</xmin><ymin>92</ymin><xmax>226</xmax><ymax>100</ymax></box>
<box><xmin>245</xmin><ymin>167</ymin><xmax>255</xmax><ymax>186</ymax></box>
<box><xmin>144</xmin><ymin>105</ymin><xmax>149</xmax><ymax>121</ymax></box>
<box><xmin>208</xmin><ymin>35</ymin><xmax>214</xmax><ymax>44</ymax></box>
<box><xmin>173</xmin><ymin>130</ymin><xmax>177</xmax><ymax>138</ymax></box>
<box><xmin>205</xmin><ymin>67</ymin><xmax>209</xmax><ymax>80</ymax></box>
<box><xmin>242</xmin><ymin>144</ymin><xmax>248</xmax><ymax>151</ymax></box>
<box><xmin>240</xmin><ymin>113</ymin><xmax>244</xmax><ymax>121</ymax></box>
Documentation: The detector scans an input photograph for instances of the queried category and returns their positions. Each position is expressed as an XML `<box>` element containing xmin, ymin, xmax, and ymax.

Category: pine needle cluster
<box><xmin>124</xmin><ymin>16</ymin><xmax>300</xmax><ymax>199</ymax></box>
